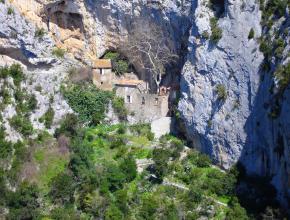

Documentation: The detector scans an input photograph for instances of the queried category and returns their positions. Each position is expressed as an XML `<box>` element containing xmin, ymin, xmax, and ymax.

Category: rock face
<box><xmin>178</xmin><ymin>0</ymin><xmax>290</xmax><ymax>205</ymax></box>
<box><xmin>1</xmin><ymin>0</ymin><xmax>290</xmax><ymax>206</ymax></box>
<box><xmin>179</xmin><ymin>0</ymin><xmax>264</xmax><ymax>168</ymax></box>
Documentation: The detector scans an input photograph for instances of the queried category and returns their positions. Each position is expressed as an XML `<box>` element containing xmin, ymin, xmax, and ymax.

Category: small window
<box><xmin>100</xmin><ymin>69</ymin><xmax>105</xmax><ymax>75</ymax></box>
<box><xmin>101</xmin><ymin>81</ymin><xmax>103</xmax><ymax>85</ymax></box>
<box><xmin>155</xmin><ymin>98</ymin><xmax>159</xmax><ymax>105</ymax></box>
<box><xmin>142</xmin><ymin>97</ymin><xmax>145</xmax><ymax>105</ymax></box>
<box><xmin>126</xmin><ymin>95</ymin><xmax>132</xmax><ymax>103</ymax></box>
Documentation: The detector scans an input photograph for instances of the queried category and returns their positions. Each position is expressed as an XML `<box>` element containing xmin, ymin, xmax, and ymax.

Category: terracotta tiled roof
<box><xmin>93</xmin><ymin>59</ymin><xmax>112</xmax><ymax>69</ymax></box>
<box><xmin>115</xmin><ymin>79</ymin><xmax>144</xmax><ymax>86</ymax></box>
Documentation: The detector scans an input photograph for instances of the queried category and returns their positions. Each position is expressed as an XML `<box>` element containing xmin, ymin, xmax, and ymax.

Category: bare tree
<box><xmin>121</xmin><ymin>21</ymin><xmax>178</xmax><ymax>92</ymax></box>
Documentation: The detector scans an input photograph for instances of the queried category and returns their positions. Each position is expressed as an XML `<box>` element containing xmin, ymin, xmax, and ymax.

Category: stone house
<box><xmin>92</xmin><ymin>59</ymin><xmax>114</xmax><ymax>91</ymax></box>
<box><xmin>91</xmin><ymin>59</ymin><xmax>171</xmax><ymax>122</ymax></box>
<box><xmin>114</xmin><ymin>79</ymin><xmax>169</xmax><ymax>122</ymax></box>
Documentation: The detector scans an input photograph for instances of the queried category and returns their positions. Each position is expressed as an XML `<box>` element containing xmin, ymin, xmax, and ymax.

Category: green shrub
<box><xmin>201</xmin><ymin>31</ymin><xmax>210</xmax><ymax>39</ymax></box>
<box><xmin>0</xmin><ymin>126</ymin><xmax>13</xmax><ymax>159</ymax></box>
<box><xmin>112</xmin><ymin>97</ymin><xmax>128</xmax><ymax>120</ymax></box>
<box><xmin>7</xmin><ymin>64</ymin><xmax>24</xmax><ymax>87</ymax></box>
<box><xmin>10</xmin><ymin>115</ymin><xmax>33</xmax><ymax>136</ymax></box>
<box><xmin>103</xmin><ymin>51</ymin><xmax>129</xmax><ymax>75</ymax></box>
<box><xmin>120</xmin><ymin>156</ymin><xmax>137</xmax><ymax>182</ymax></box>
<box><xmin>50</xmin><ymin>172</ymin><xmax>76</xmax><ymax>204</ymax></box>
<box><xmin>35</xmin><ymin>28</ymin><xmax>45</xmax><ymax>38</ymax></box>
<box><xmin>27</xmin><ymin>94</ymin><xmax>38</xmax><ymax>111</ymax></box>
<box><xmin>104</xmin><ymin>204</ymin><xmax>124</xmax><ymax>220</ymax></box>
<box><xmin>215</xmin><ymin>84</ymin><xmax>227</xmax><ymax>101</ymax></box>
<box><xmin>259</xmin><ymin>38</ymin><xmax>272</xmax><ymax>57</ymax></box>
<box><xmin>7</xmin><ymin>7</ymin><xmax>14</xmax><ymax>15</ymax></box>
<box><xmin>274</xmin><ymin>63</ymin><xmax>290</xmax><ymax>92</ymax></box>
<box><xmin>103</xmin><ymin>51</ymin><xmax>119</xmax><ymax>60</ymax></box>
<box><xmin>52</xmin><ymin>47</ymin><xmax>66</xmax><ymax>58</ymax></box>
<box><xmin>6</xmin><ymin>182</ymin><xmax>40</xmax><ymax>220</ymax></box>
<box><xmin>210</xmin><ymin>17</ymin><xmax>222</xmax><ymax>44</ymax></box>
<box><xmin>63</xmin><ymin>83</ymin><xmax>113</xmax><ymax>124</ymax></box>
<box><xmin>129</xmin><ymin>123</ymin><xmax>154</xmax><ymax>141</ymax></box>
<box><xmin>114</xmin><ymin>60</ymin><xmax>129</xmax><ymax>75</ymax></box>
<box><xmin>0</xmin><ymin>88</ymin><xmax>11</xmax><ymax>105</ymax></box>
<box><xmin>248</xmin><ymin>28</ymin><xmax>255</xmax><ymax>39</ymax></box>
<box><xmin>54</xmin><ymin>113</ymin><xmax>80</xmax><ymax>137</ymax></box>
<box><xmin>40</xmin><ymin>106</ymin><xmax>55</xmax><ymax>128</ymax></box>
<box><xmin>152</xmin><ymin>148</ymin><xmax>171</xmax><ymax>181</ymax></box>
<box><xmin>273</xmin><ymin>38</ymin><xmax>285</xmax><ymax>59</ymax></box>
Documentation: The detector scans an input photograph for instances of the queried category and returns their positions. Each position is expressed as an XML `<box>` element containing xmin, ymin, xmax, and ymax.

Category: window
<box><xmin>101</xmin><ymin>81</ymin><xmax>103</xmax><ymax>85</ymax></box>
<box><xmin>155</xmin><ymin>98</ymin><xmax>159</xmax><ymax>105</ymax></box>
<box><xmin>100</xmin><ymin>68</ymin><xmax>105</xmax><ymax>75</ymax></box>
<box><xmin>126</xmin><ymin>95</ymin><xmax>132</xmax><ymax>103</ymax></box>
<box><xmin>142</xmin><ymin>97</ymin><xmax>145</xmax><ymax>105</ymax></box>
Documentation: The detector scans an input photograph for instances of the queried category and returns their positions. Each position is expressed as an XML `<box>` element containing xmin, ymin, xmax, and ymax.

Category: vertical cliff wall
<box><xmin>178</xmin><ymin>0</ymin><xmax>290</xmax><ymax>204</ymax></box>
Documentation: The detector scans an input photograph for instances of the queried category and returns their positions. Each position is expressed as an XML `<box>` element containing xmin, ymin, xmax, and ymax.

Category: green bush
<box><xmin>104</xmin><ymin>204</ymin><xmax>124</xmax><ymax>220</ymax></box>
<box><xmin>52</xmin><ymin>47</ymin><xmax>66</xmax><ymax>58</ymax></box>
<box><xmin>201</xmin><ymin>31</ymin><xmax>210</xmax><ymax>39</ymax></box>
<box><xmin>50</xmin><ymin>172</ymin><xmax>76</xmax><ymax>204</ymax></box>
<box><xmin>5</xmin><ymin>64</ymin><xmax>24</xmax><ymax>87</ymax></box>
<box><xmin>274</xmin><ymin>63</ymin><xmax>290</xmax><ymax>93</ymax></box>
<box><xmin>152</xmin><ymin>148</ymin><xmax>171</xmax><ymax>181</ymax></box>
<box><xmin>114</xmin><ymin>60</ymin><xmax>129</xmax><ymax>75</ymax></box>
<box><xmin>210</xmin><ymin>17</ymin><xmax>222</xmax><ymax>44</ymax></box>
<box><xmin>0</xmin><ymin>126</ymin><xmax>13</xmax><ymax>159</ymax></box>
<box><xmin>55</xmin><ymin>113</ymin><xmax>80</xmax><ymax>138</ymax></box>
<box><xmin>248</xmin><ymin>28</ymin><xmax>255</xmax><ymax>39</ymax></box>
<box><xmin>273</xmin><ymin>38</ymin><xmax>285</xmax><ymax>59</ymax></box>
<box><xmin>103</xmin><ymin>51</ymin><xmax>129</xmax><ymax>75</ymax></box>
<box><xmin>112</xmin><ymin>97</ymin><xmax>128</xmax><ymax>120</ymax></box>
<box><xmin>35</xmin><ymin>28</ymin><xmax>45</xmax><ymax>38</ymax></box>
<box><xmin>6</xmin><ymin>182</ymin><xmax>40</xmax><ymax>220</ymax></box>
<box><xmin>215</xmin><ymin>84</ymin><xmax>227</xmax><ymax>101</ymax></box>
<box><xmin>129</xmin><ymin>123</ymin><xmax>154</xmax><ymax>141</ymax></box>
<box><xmin>119</xmin><ymin>156</ymin><xmax>137</xmax><ymax>182</ymax></box>
<box><xmin>1</xmin><ymin>88</ymin><xmax>11</xmax><ymax>105</ymax></box>
<box><xmin>63</xmin><ymin>83</ymin><xmax>113</xmax><ymax>124</ymax></box>
<box><xmin>7</xmin><ymin>7</ymin><xmax>14</xmax><ymax>15</ymax></box>
<box><xmin>40</xmin><ymin>106</ymin><xmax>55</xmax><ymax>128</ymax></box>
<box><xmin>9</xmin><ymin>115</ymin><xmax>33</xmax><ymax>136</ymax></box>
<box><xmin>259</xmin><ymin>38</ymin><xmax>272</xmax><ymax>57</ymax></box>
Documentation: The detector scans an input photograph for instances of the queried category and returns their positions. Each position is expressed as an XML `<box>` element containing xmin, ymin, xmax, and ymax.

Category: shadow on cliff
<box><xmin>237</xmin><ymin>65</ymin><xmax>289</xmax><ymax>216</ymax></box>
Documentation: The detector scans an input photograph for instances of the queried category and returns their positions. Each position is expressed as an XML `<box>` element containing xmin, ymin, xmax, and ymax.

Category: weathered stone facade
<box><xmin>92</xmin><ymin>59</ymin><xmax>114</xmax><ymax>91</ymax></box>
<box><xmin>115</xmin><ymin>81</ymin><xmax>169</xmax><ymax>123</ymax></box>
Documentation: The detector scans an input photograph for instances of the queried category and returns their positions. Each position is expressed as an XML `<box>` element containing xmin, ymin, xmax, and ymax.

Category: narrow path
<box><xmin>163</xmin><ymin>179</ymin><xmax>228</xmax><ymax>207</ymax></box>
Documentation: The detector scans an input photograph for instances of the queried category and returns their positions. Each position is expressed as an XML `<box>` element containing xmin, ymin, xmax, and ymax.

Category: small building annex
<box><xmin>92</xmin><ymin>59</ymin><xmax>115</xmax><ymax>91</ymax></box>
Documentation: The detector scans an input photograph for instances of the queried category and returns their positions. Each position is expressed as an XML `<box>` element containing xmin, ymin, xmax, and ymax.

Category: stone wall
<box><xmin>115</xmin><ymin>86</ymin><xmax>169</xmax><ymax>123</ymax></box>
<box><xmin>92</xmin><ymin>69</ymin><xmax>114</xmax><ymax>91</ymax></box>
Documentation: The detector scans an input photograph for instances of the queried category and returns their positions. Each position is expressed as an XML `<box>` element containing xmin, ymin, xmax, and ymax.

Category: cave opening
<box><xmin>209</xmin><ymin>0</ymin><xmax>225</xmax><ymax>18</ymax></box>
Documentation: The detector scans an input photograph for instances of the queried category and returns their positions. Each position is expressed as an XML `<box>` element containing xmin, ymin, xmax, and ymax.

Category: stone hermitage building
<box><xmin>92</xmin><ymin>59</ymin><xmax>172</xmax><ymax>122</ymax></box>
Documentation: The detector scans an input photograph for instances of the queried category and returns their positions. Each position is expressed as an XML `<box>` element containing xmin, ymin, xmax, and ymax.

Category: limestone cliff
<box><xmin>178</xmin><ymin>0</ymin><xmax>290</xmax><ymax>205</ymax></box>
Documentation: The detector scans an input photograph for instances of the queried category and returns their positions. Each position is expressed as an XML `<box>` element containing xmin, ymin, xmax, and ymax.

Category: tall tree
<box><xmin>121</xmin><ymin>21</ymin><xmax>178</xmax><ymax>92</ymax></box>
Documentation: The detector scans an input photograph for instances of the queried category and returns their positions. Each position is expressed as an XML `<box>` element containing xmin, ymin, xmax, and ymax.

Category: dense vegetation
<box><xmin>103</xmin><ymin>51</ymin><xmax>129</xmax><ymax>75</ymax></box>
<box><xmin>0</xmin><ymin>116</ymin><xmax>250</xmax><ymax>219</ymax></box>
<box><xmin>62</xmin><ymin>82</ymin><xmax>128</xmax><ymax>124</ymax></box>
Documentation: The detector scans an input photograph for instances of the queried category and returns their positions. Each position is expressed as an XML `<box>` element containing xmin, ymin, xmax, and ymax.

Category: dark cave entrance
<box><xmin>209</xmin><ymin>0</ymin><xmax>226</xmax><ymax>18</ymax></box>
